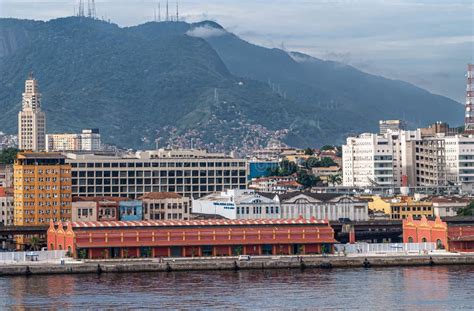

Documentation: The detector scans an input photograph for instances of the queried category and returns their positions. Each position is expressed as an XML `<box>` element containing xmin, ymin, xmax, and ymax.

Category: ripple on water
<box><xmin>0</xmin><ymin>266</ymin><xmax>472</xmax><ymax>310</ymax></box>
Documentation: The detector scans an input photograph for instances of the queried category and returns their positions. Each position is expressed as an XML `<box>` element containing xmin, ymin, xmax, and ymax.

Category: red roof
<box><xmin>65</xmin><ymin>218</ymin><xmax>329</xmax><ymax>229</ymax></box>
<box><xmin>73</xmin><ymin>196</ymin><xmax>130</xmax><ymax>202</ymax></box>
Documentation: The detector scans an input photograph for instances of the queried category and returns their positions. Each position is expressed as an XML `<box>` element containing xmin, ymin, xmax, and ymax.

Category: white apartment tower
<box><xmin>18</xmin><ymin>74</ymin><xmax>46</xmax><ymax>151</ymax></box>
<box><xmin>343</xmin><ymin>133</ymin><xmax>395</xmax><ymax>187</ymax></box>
<box><xmin>343</xmin><ymin>130</ymin><xmax>421</xmax><ymax>187</ymax></box>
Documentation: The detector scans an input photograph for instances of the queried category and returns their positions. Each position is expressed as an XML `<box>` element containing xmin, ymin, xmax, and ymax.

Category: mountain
<box><xmin>0</xmin><ymin>17</ymin><xmax>463</xmax><ymax>151</ymax></box>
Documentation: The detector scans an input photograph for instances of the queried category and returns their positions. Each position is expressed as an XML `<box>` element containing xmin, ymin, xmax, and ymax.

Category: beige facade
<box><xmin>141</xmin><ymin>192</ymin><xmax>191</xmax><ymax>220</ymax></box>
<box><xmin>72</xmin><ymin>201</ymin><xmax>97</xmax><ymax>222</ymax></box>
<box><xmin>47</xmin><ymin>129</ymin><xmax>101</xmax><ymax>152</ymax></box>
<box><xmin>18</xmin><ymin>75</ymin><xmax>46</xmax><ymax>151</ymax></box>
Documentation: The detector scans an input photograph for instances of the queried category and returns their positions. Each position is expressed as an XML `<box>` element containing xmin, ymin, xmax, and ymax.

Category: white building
<box><xmin>249</xmin><ymin>175</ymin><xmax>302</xmax><ymax>193</ymax></box>
<box><xmin>445</xmin><ymin>135</ymin><xmax>474</xmax><ymax>192</ymax></box>
<box><xmin>431</xmin><ymin>196</ymin><xmax>471</xmax><ymax>217</ymax></box>
<box><xmin>47</xmin><ymin>129</ymin><xmax>101</xmax><ymax>152</ymax></box>
<box><xmin>80</xmin><ymin>129</ymin><xmax>101</xmax><ymax>151</ymax></box>
<box><xmin>343</xmin><ymin>133</ymin><xmax>395</xmax><ymax>187</ymax></box>
<box><xmin>0</xmin><ymin>187</ymin><xmax>14</xmax><ymax>226</ymax></box>
<box><xmin>379</xmin><ymin>120</ymin><xmax>406</xmax><ymax>134</ymax></box>
<box><xmin>192</xmin><ymin>189</ymin><xmax>279</xmax><ymax>219</ymax></box>
<box><xmin>279</xmin><ymin>192</ymin><xmax>369</xmax><ymax>221</ymax></box>
<box><xmin>18</xmin><ymin>74</ymin><xmax>46</xmax><ymax>151</ymax></box>
<box><xmin>342</xmin><ymin>129</ymin><xmax>451</xmax><ymax>188</ymax></box>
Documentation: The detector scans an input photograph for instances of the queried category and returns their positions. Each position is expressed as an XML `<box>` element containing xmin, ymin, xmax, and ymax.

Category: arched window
<box><xmin>421</xmin><ymin>237</ymin><xmax>427</xmax><ymax>243</ymax></box>
<box><xmin>50</xmin><ymin>243</ymin><xmax>54</xmax><ymax>250</ymax></box>
<box><xmin>408</xmin><ymin>237</ymin><xmax>414</xmax><ymax>243</ymax></box>
<box><xmin>436</xmin><ymin>239</ymin><xmax>443</xmax><ymax>249</ymax></box>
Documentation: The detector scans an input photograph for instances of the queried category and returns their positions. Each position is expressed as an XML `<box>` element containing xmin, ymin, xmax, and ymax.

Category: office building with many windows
<box><xmin>66</xmin><ymin>149</ymin><xmax>248</xmax><ymax>199</ymax></box>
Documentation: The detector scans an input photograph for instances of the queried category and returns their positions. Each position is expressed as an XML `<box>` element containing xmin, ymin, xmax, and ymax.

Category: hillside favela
<box><xmin>0</xmin><ymin>0</ymin><xmax>473</xmax><ymax>309</ymax></box>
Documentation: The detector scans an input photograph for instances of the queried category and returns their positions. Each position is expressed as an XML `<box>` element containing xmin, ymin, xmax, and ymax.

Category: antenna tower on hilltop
<box><xmin>176</xmin><ymin>1</ymin><xmax>179</xmax><ymax>22</ymax></box>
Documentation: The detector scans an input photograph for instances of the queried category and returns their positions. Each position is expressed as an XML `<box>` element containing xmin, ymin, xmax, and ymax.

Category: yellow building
<box><xmin>368</xmin><ymin>196</ymin><xmax>433</xmax><ymax>220</ymax></box>
<box><xmin>14</xmin><ymin>152</ymin><xmax>72</xmax><ymax>226</ymax></box>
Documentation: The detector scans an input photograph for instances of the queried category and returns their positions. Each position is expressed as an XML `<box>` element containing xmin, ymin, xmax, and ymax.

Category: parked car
<box><xmin>238</xmin><ymin>255</ymin><xmax>251</xmax><ymax>261</ymax></box>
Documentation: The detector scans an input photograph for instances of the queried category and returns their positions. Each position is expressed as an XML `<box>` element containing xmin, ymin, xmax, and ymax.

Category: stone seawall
<box><xmin>0</xmin><ymin>255</ymin><xmax>473</xmax><ymax>276</ymax></box>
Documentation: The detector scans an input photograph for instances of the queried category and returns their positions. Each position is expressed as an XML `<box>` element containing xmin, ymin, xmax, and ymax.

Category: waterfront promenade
<box><xmin>1</xmin><ymin>253</ymin><xmax>473</xmax><ymax>276</ymax></box>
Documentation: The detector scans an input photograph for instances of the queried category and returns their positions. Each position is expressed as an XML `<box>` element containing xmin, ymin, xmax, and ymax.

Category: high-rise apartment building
<box><xmin>343</xmin><ymin>133</ymin><xmax>397</xmax><ymax>187</ymax></box>
<box><xmin>18</xmin><ymin>74</ymin><xmax>46</xmax><ymax>151</ymax></box>
<box><xmin>66</xmin><ymin>149</ymin><xmax>248</xmax><ymax>199</ymax></box>
<box><xmin>445</xmin><ymin>135</ymin><xmax>474</xmax><ymax>192</ymax></box>
<box><xmin>379</xmin><ymin>120</ymin><xmax>406</xmax><ymax>134</ymax></box>
<box><xmin>13</xmin><ymin>152</ymin><xmax>72</xmax><ymax>225</ymax></box>
<box><xmin>46</xmin><ymin>129</ymin><xmax>101</xmax><ymax>152</ymax></box>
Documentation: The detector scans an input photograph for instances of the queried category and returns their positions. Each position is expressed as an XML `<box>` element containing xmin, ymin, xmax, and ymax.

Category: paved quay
<box><xmin>0</xmin><ymin>254</ymin><xmax>474</xmax><ymax>276</ymax></box>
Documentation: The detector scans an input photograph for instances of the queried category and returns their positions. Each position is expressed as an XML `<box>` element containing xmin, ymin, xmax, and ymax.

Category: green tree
<box><xmin>268</xmin><ymin>160</ymin><xmax>298</xmax><ymax>176</ymax></box>
<box><xmin>457</xmin><ymin>201</ymin><xmax>474</xmax><ymax>216</ymax></box>
<box><xmin>28</xmin><ymin>236</ymin><xmax>41</xmax><ymax>251</ymax></box>
<box><xmin>304</xmin><ymin>147</ymin><xmax>314</xmax><ymax>155</ymax></box>
<box><xmin>319</xmin><ymin>157</ymin><xmax>336</xmax><ymax>167</ymax></box>
<box><xmin>297</xmin><ymin>170</ymin><xmax>320</xmax><ymax>189</ymax></box>
<box><xmin>0</xmin><ymin>148</ymin><xmax>19</xmax><ymax>164</ymax></box>
<box><xmin>328</xmin><ymin>174</ymin><xmax>342</xmax><ymax>186</ymax></box>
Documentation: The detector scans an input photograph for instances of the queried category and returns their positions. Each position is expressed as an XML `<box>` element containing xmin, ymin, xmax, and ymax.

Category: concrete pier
<box><xmin>0</xmin><ymin>255</ymin><xmax>473</xmax><ymax>276</ymax></box>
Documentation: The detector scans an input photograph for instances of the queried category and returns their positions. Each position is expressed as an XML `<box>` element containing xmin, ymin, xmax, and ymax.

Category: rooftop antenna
<box><xmin>91</xmin><ymin>0</ymin><xmax>96</xmax><ymax>19</ymax></box>
<box><xmin>176</xmin><ymin>1</ymin><xmax>179</xmax><ymax>22</ymax></box>
<box><xmin>166</xmin><ymin>0</ymin><xmax>169</xmax><ymax>21</ymax></box>
<box><xmin>78</xmin><ymin>0</ymin><xmax>84</xmax><ymax>17</ymax></box>
<box><xmin>158</xmin><ymin>2</ymin><xmax>161</xmax><ymax>21</ymax></box>
<box><xmin>87</xmin><ymin>0</ymin><xmax>92</xmax><ymax>18</ymax></box>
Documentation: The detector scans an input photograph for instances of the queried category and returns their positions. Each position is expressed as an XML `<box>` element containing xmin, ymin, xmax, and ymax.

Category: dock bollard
<box><xmin>300</xmin><ymin>259</ymin><xmax>306</xmax><ymax>270</ymax></box>
<box><xmin>25</xmin><ymin>266</ymin><xmax>32</xmax><ymax>276</ymax></box>
<box><xmin>97</xmin><ymin>264</ymin><xmax>102</xmax><ymax>274</ymax></box>
<box><xmin>233</xmin><ymin>261</ymin><xmax>240</xmax><ymax>271</ymax></box>
<box><xmin>166</xmin><ymin>262</ymin><xmax>172</xmax><ymax>272</ymax></box>
<box><xmin>429</xmin><ymin>256</ymin><xmax>435</xmax><ymax>266</ymax></box>
<box><xmin>363</xmin><ymin>258</ymin><xmax>371</xmax><ymax>268</ymax></box>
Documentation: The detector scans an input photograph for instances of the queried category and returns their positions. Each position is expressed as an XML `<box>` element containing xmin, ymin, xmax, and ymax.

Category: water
<box><xmin>0</xmin><ymin>266</ymin><xmax>473</xmax><ymax>310</ymax></box>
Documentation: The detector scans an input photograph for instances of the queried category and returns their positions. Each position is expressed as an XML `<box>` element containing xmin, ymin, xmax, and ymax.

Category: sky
<box><xmin>1</xmin><ymin>0</ymin><xmax>473</xmax><ymax>102</ymax></box>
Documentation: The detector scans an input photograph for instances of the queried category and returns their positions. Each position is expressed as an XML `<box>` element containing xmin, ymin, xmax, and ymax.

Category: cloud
<box><xmin>186</xmin><ymin>25</ymin><xmax>226</xmax><ymax>38</ymax></box>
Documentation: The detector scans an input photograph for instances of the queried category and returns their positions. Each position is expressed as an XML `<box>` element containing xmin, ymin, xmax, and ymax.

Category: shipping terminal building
<box><xmin>47</xmin><ymin>218</ymin><xmax>337</xmax><ymax>259</ymax></box>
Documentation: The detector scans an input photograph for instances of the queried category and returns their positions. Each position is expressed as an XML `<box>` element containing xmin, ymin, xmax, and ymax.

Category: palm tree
<box><xmin>328</xmin><ymin>174</ymin><xmax>342</xmax><ymax>186</ymax></box>
<box><xmin>28</xmin><ymin>236</ymin><xmax>40</xmax><ymax>251</ymax></box>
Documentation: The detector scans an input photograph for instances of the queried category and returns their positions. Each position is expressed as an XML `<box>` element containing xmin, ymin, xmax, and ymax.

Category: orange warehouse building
<box><xmin>403</xmin><ymin>215</ymin><xmax>474</xmax><ymax>252</ymax></box>
<box><xmin>47</xmin><ymin>218</ymin><xmax>337</xmax><ymax>259</ymax></box>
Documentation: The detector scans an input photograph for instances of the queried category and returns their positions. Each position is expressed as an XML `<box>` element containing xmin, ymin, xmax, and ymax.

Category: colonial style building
<box><xmin>403</xmin><ymin>215</ymin><xmax>474</xmax><ymax>252</ymax></box>
<box><xmin>72</xmin><ymin>196</ymin><xmax>128</xmax><ymax>222</ymax></box>
<box><xmin>0</xmin><ymin>187</ymin><xmax>14</xmax><ymax>226</ymax></box>
<box><xmin>279</xmin><ymin>192</ymin><xmax>369</xmax><ymax>221</ymax></box>
<box><xmin>249</xmin><ymin>175</ymin><xmax>302</xmax><ymax>193</ymax></box>
<box><xmin>192</xmin><ymin>189</ymin><xmax>279</xmax><ymax>220</ymax></box>
<box><xmin>18</xmin><ymin>74</ymin><xmax>46</xmax><ymax>151</ymax></box>
<box><xmin>47</xmin><ymin>218</ymin><xmax>337</xmax><ymax>259</ymax></box>
<box><xmin>140</xmin><ymin>192</ymin><xmax>191</xmax><ymax>221</ymax></box>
